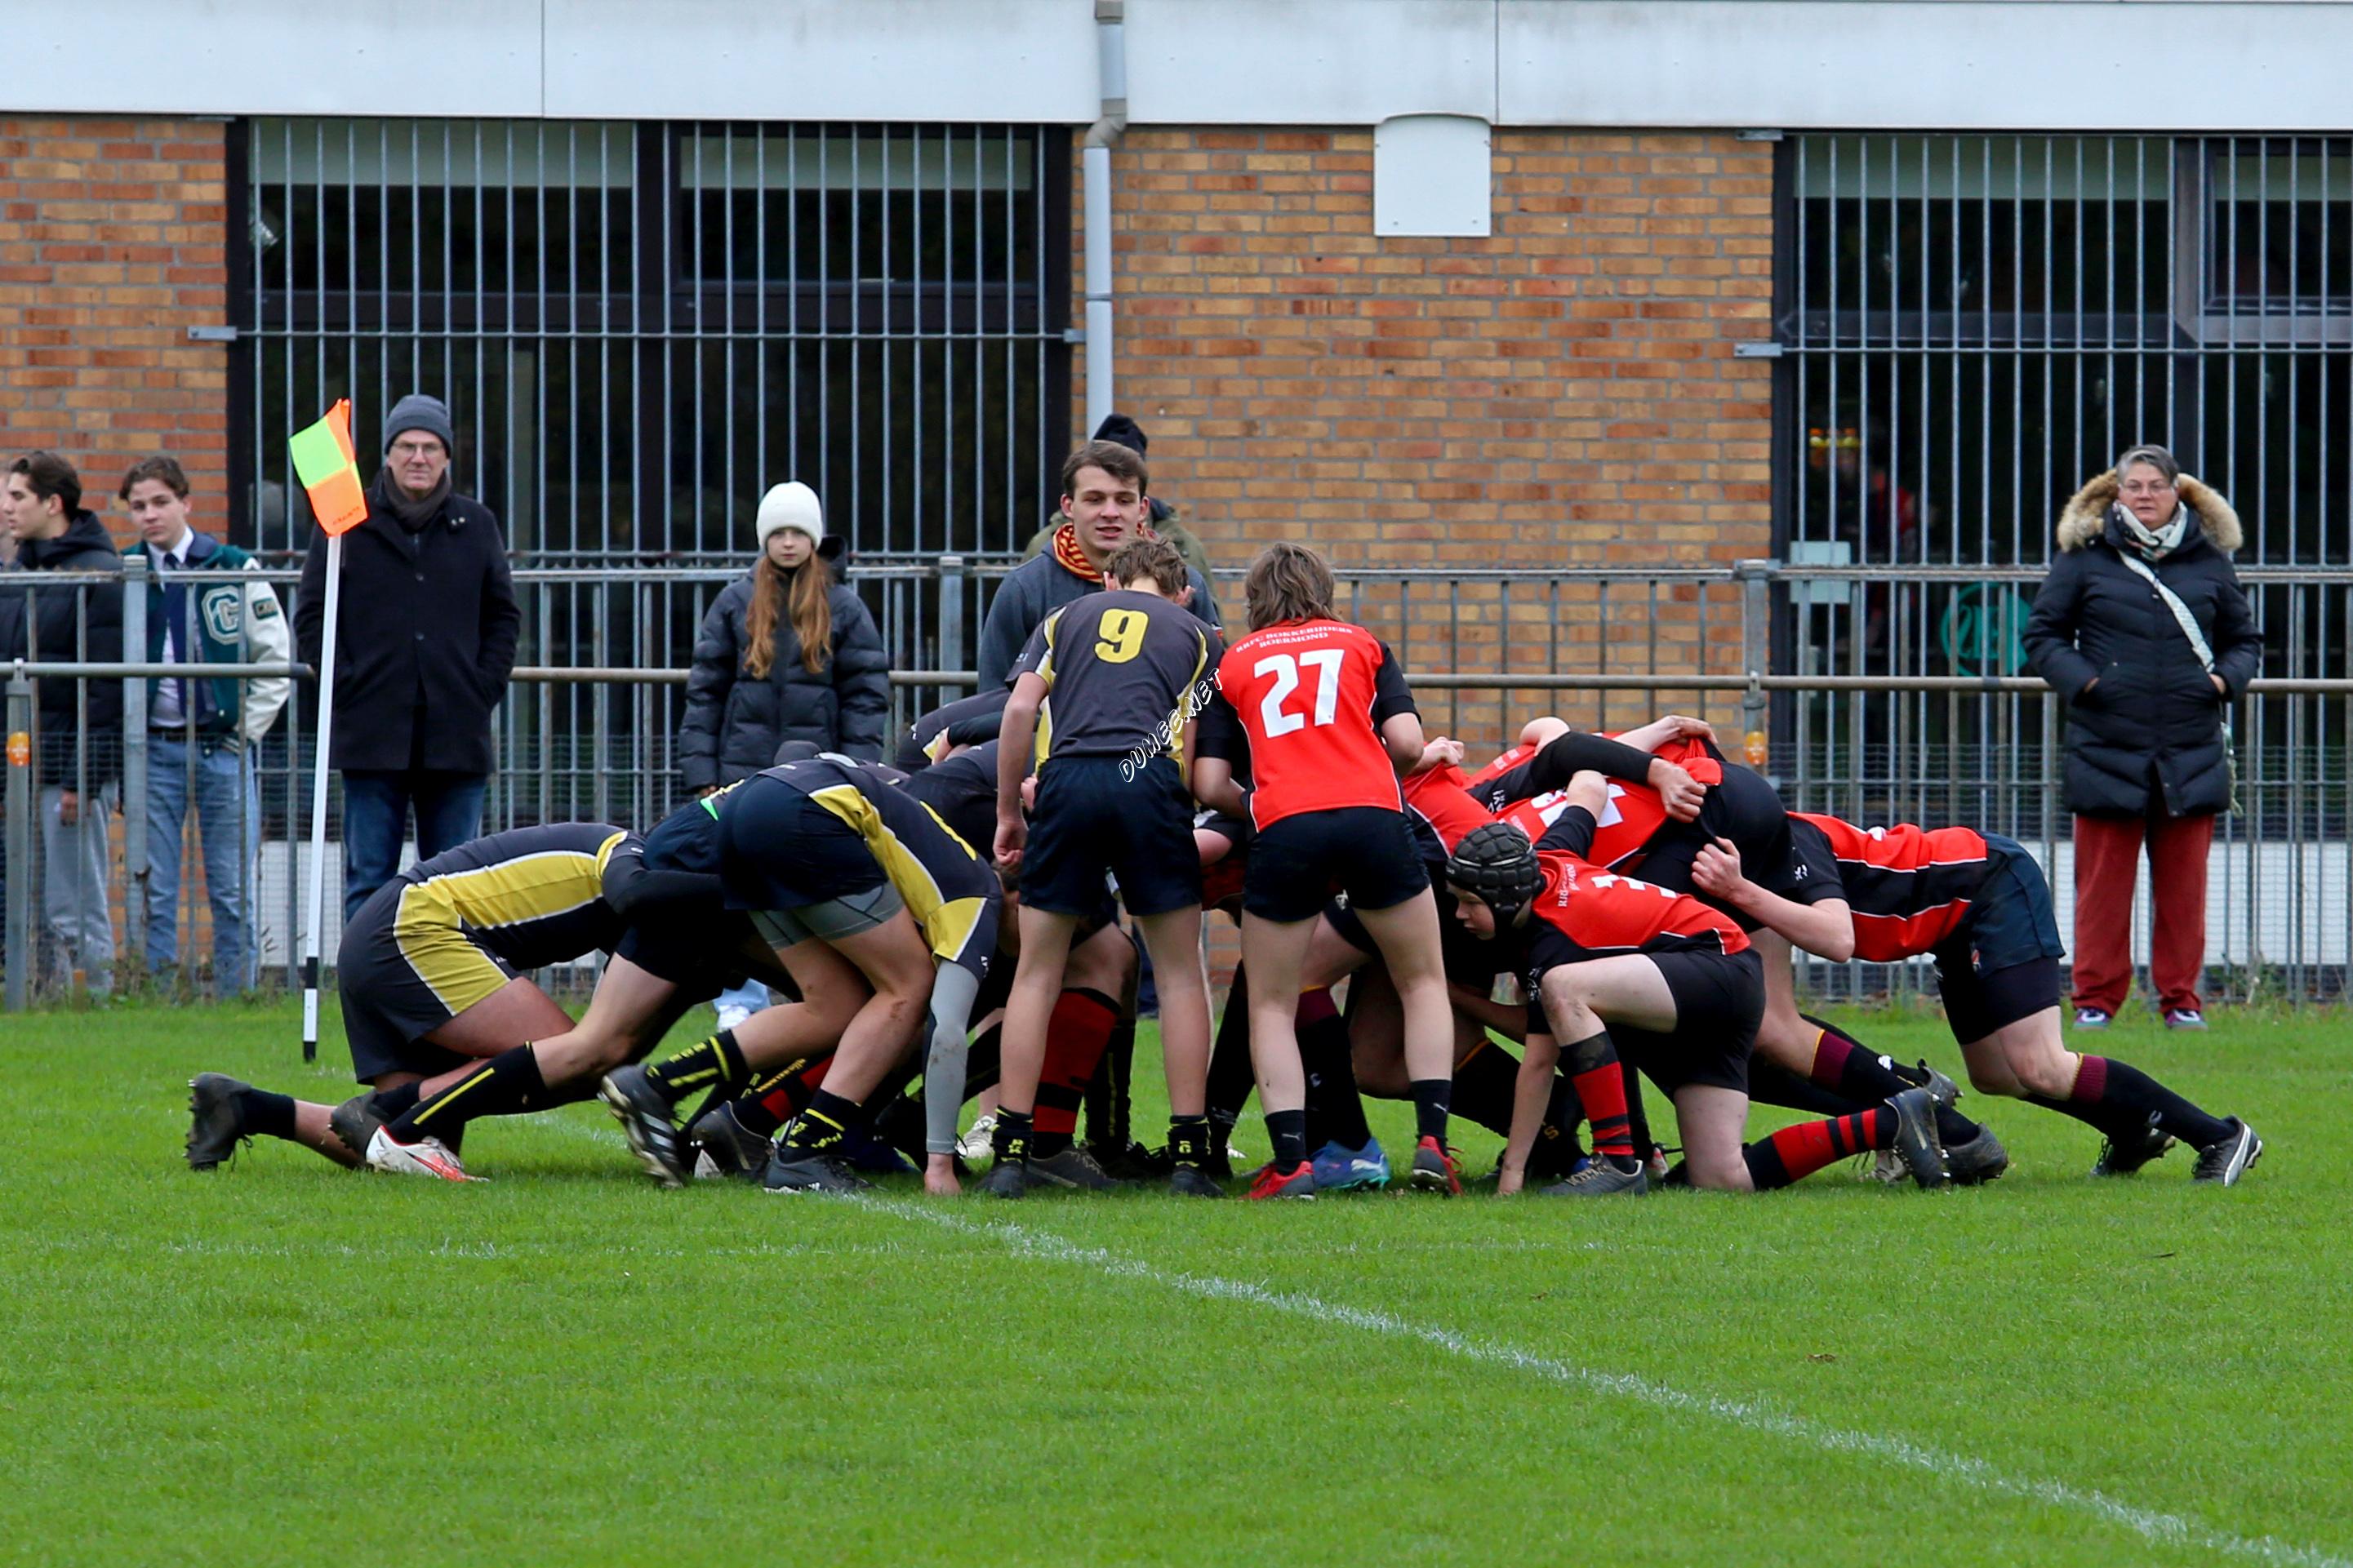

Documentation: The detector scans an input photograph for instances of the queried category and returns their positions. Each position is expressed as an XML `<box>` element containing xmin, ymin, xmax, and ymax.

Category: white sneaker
<box><xmin>954</xmin><ymin>1113</ymin><xmax>999</xmax><ymax>1162</ymax></box>
<box><xmin>1857</xmin><ymin>1148</ymin><xmax>1907</xmax><ymax>1185</ymax></box>
<box><xmin>715</xmin><ymin>1003</ymin><xmax>753</xmax><ymax>1032</ymax></box>
<box><xmin>366</xmin><ymin>1126</ymin><xmax>481</xmax><ymax>1182</ymax></box>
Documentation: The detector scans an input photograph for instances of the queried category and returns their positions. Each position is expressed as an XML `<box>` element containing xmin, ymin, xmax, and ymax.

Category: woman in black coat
<box><xmin>681</xmin><ymin>482</ymin><xmax>890</xmax><ymax>795</ymax></box>
<box><xmin>2025</xmin><ymin>445</ymin><xmax>2261</xmax><ymax>1033</ymax></box>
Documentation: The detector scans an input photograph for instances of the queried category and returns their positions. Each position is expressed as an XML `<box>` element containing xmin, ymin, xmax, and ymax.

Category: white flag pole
<box><xmin>300</xmin><ymin>528</ymin><xmax>345</xmax><ymax>1063</ymax></box>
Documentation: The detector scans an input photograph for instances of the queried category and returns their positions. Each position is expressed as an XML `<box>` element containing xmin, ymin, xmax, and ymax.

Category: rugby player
<box><xmin>985</xmin><ymin>538</ymin><xmax>1222</xmax><ymax>1197</ymax></box>
<box><xmin>1193</xmin><ymin>542</ymin><xmax>1461</xmax><ymax>1197</ymax></box>
<box><xmin>1691</xmin><ymin>811</ymin><xmax>2262</xmax><ymax>1185</ymax></box>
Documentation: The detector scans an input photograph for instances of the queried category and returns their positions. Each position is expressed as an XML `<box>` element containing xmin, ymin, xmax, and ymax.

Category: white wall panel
<box><xmin>1501</xmin><ymin>2</ymin><xmax>2353</xmax><ymax>131</ymax></box>
<box><xmin>1125</xmin><ymin>0</ymin><xmax>1497</xmax><ymax>123</ymax></box>
<box><xmin>542</xmin><ymin>0</ymin><xmax>1097</xmax><ymax>122</ymax></box>
<box><xmin>6</xmin><ymin>0</ymin><xmax>544</xmax><ymax>118</ymax></box>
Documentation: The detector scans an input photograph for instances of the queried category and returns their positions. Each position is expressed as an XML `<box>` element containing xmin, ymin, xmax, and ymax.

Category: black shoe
<box><xmin>686</xmin><ymin>1103</ymin><xmax>772</xmax><ymax>1183</ymax></box>
<box><xmin>869</xmin><ymin>1093</ymin><xmax>931</xmax><ymax>1167</ymax></box>
<box><xmin>2191</xmin><ymin>1118</ymin><xmax>2262</xmax><ymax>1186</ymax></box>
<box><xmin>976</xmin><ymin>1158</ymin><xmax>1033</xmax><ymax>1198</ymax></box>
<box><xmin>2091</xmin><ymin>1111</ymin><xmax>2173</xmax><ymax>1178</ymax></box>
<box><xmin>761</xmin><ymin>1148</ymin><xmax>872</xmax><ymax>1195</ymax></box>
<box><xmin>1168</xmin><ymin>1164</ymin><xmax>1225</xmax><ymax>1198</ymax></box>
<box><xmin>1915</xmin><ymin>1063</ymin><xmax>1961</xmax><ymax>1107</ymax></box>
<box><xmin>1088</xmin><ymin>1139</ymin><xmax>1172</xmax><ymax>1181</ymax></box>
<box><xmin>1943</xmin><ymin>1126</ymin><xmax>2010</xmax><ymax>1185</ymax></box>
<box><xmin>1540</xmin><ymin>1158</ymin><xmax>1648</xmax><ymax>1197</ymax></box>
<box><xmin>1886</xmin><ymin>1086</ymin><xmax>1950</xmax><ymax>1190</ymax></box>
<box><xmin>600</xmin><ymin>1065</ymin><xmax>692</xmax><ymax>1188</ymax></box>
<box><xmin>1027</xmin><ymin>1144</ymin><xmax>1123</xmax><ymax>1191</ymax></box>
<box><xmin>185</xmin><ymin>1073</ymin><xmax>250</xmax><ymax>1170</ymax></box>
<box><xmin>329</xmin><ymin>1091</ymin><xmax>386</xmax><ymax>1160</ymax></box>
<box><xmin>1203</xmin><ymin>1117</ymin><xmax>1239</xmax><ymax>1181</ymax></box>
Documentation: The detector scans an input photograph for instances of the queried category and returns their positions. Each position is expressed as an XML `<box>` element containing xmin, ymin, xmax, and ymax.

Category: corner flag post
<box><xmin>287</xmin><ymin>400</ymin><xmax>367</xmax><ymax>1062</ymax></box>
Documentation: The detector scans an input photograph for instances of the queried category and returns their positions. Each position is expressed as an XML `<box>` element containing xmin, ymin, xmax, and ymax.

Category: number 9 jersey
<box><xmin>1198</xmin><ymin>617</ymin><xmax>1418</xmax><ymax>831</ymax></box>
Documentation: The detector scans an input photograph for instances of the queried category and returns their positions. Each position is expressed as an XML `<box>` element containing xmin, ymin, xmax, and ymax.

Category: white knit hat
<box><xmin>754</xmin><ymin>482</ymin><xmax>843</xmax><ymax>559</ymax></box>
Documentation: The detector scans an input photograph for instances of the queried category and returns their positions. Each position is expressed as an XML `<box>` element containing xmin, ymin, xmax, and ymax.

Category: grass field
<box><xmin>4</xmin><ymin>996</ymin><xmax>2349</xmax><ymax>1568</ymax></box>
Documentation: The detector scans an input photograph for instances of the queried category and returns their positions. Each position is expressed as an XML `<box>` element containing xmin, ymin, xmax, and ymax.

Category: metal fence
<box><xmin>233</xmin><ymin>119</ymin><xmax>1069</xmax><ymax>563</ymax></box>
<box><xmin>7</xmin><ymin>559</ymin><xmax>2350</xmax><ymax>1012</ymax></box>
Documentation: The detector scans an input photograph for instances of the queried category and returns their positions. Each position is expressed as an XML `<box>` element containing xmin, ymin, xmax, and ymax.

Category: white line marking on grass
<box><xmin>864</xmin><ymin>1198</ymin><xmax>2346</xmax><ymax>1568</ymax></box>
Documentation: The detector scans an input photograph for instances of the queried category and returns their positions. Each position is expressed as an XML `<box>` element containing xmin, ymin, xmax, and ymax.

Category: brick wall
<box><xmin>1073</xmin><ymin>127</ymin><xmax>1775</xmax><ymax>745</ymax></box>
<box><xmin>0</xmin><ymin>118</ymin><xmax>230</xmax><ymax>544</ymax></box>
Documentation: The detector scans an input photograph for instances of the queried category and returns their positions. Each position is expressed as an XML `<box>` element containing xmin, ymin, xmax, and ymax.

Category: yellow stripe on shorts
<box><xmin>394</xmin><ymin>882</ymin><xmax>511</xmax><ymax>1015</ymax></box>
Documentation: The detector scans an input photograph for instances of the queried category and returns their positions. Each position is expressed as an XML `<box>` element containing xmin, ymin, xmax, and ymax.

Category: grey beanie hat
<box><xmin>384</xmin><ymin>393</ymin><xmax>456</xmax><ymax>455</ymax></box>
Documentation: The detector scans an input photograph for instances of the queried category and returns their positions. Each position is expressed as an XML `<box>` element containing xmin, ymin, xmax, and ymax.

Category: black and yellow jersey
<box><xmin>397</xmin><ymin>822</ymin><xmax>630</xmax><ymax>971</ymax></box>
<box><xmin>749</xmin><ymin>757</ymin><xmax>1000</xmax><ymax>979</ymax></box>
<box><xmin>1009</xmin><ymin>589</ymin><xmax>1220</xmax><ymax>767</ymax></box>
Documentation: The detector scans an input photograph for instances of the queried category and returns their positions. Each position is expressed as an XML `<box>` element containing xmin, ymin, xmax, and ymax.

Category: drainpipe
<box><xmin>1083</xmin><ymin>0</ymin><xmax>1127</xmax><ymax>434</ymax></box>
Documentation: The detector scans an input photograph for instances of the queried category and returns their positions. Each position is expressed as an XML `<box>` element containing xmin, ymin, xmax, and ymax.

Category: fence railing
<box><xmin>7</xmin><ymin>557</ymin><xmax>2350</xmax><ymax>1009</ymax></box>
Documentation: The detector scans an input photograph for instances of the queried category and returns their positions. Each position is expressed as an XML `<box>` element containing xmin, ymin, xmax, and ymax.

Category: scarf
<box><xmin>2111</xmin><ymin>500</ymin><xmax>2191</xmax><ymax>562</ymax></box>
<box><xmin>1048</xmin><ymin>518</ymin><xmax>1159</xmax><ymax>585</ymax></box>
<box><xmin>372</xmin><ymin>465</ymin><xmax>451</xmax><ymax>534</ymax></box>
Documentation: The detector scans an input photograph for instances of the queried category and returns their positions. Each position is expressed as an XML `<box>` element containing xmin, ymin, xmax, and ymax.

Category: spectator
<box><xmin>296</xmin><ymin>394</ymin><xmax>519</xmax><ymax>920</ymax></box>
<box><xmin>978</xmin><ymin>438</ymin><xmax>1221</xmax><ymax>691</ymax></box>
<box><xmin>678</xmin><ymin>481</ymin><xmax>888</xmax><ymax>1028</ymax></box>
<box><xmin>1022</xmin><ymin>414</ymin><xmax>1217</xmax><ymax>593</ymax></box>
<box><xmin>0</xmin><ymin>452</ymin><xmax>126</xmax><ymax>995</ymax></box>
<box><xmin>2026</xmin><ymin>444</ymin><xmax>2261</xmax><ymax>1032</ymax></box>
<box><xmin>120</xmin><ymin>456</ymin><xmax>291</xmax><ymax>996</ymax></box>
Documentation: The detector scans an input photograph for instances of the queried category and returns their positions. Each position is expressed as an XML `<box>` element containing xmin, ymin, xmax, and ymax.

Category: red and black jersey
<box><xmin>1787</xmin><ymin>813</ymin><xmax>1995</xmax><ymax>961</ymax></box>
<box><xmin>1399</xmin><ymin>764</ymin><xmax>1497</xmax><ymax>864</ymax></box>
<box><xmin>1199</xmin><ymin>618</ymin><xmax>1417</xmax><ymax>830</ymax></box>
<box><xmin>1524</xmin><ymin>848</ymin><xmax>1751</xmax><ymax>960</ymax></box>
<box><xmin>1477</xmin><ymin>731</ymin><xmax>1720</xmax><ymax>868</ymax></box>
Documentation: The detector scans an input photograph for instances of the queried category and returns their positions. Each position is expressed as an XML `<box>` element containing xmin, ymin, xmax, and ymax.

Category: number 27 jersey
<box><xmin>1201</xmin><ymin>617</ymin><xmax>1417</xmax><ymax>830</ymax></box>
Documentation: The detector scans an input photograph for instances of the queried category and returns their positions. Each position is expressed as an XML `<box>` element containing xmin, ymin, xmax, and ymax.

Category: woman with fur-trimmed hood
<box><xmin>2025</xmin><ymin>445</ymin><xmax>2262</xmax><ymax>1034</ymax></box>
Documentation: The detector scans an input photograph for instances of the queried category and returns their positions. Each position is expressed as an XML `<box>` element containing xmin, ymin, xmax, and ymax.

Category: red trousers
<box><xmin>2071</xmin><ymin>811</ymin><xmax>2216</xmax><ymax>1015</ymax></box>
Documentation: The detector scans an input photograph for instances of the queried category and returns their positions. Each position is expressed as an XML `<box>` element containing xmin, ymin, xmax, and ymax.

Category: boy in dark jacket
<box><xmin>2</xmin><ymin>452</ymin><xmax>126</xmax><ymax>994</ymax></box>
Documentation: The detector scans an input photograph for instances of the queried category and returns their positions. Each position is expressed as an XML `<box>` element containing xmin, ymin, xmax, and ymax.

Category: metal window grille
<box><xmin>1777</xmin><ymin>133</ymin><xmax>2352</xmax><ymax>997</ymax></box>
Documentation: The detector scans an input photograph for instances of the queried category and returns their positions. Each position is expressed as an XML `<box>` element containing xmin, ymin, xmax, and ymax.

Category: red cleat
<box><xmin>1408</xmin><ymin>1135</ymin><xmax>1462</xmax><ymax>1196</ymax></box>
<box><xmin>1245</xmin><ymin>1162</ymin><xmax>1317</xmax><ymax>1200</ymax></box>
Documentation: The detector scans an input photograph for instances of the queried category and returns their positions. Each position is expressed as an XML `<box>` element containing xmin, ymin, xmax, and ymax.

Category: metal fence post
<box><xmin>1736</xmin><ymin>558</ymin><xmax>1773</xmax><ymax>775</ymax></box>
<box><xmin>6</xmin><ymin>673</ymin><xmax>33</xmax><ymax>1012</ymax></box>
<box><xmin>936</xmin><ymin>554</ymin><xmax>967</xmax><ymax>719</ymax></box>
<box><xmin>121</xmin><ymin>552</ymin><xmax>149</xmax><ymax>978</ymax></box>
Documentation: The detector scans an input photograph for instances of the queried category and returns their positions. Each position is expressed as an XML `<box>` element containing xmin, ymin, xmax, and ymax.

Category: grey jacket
<box><xmin>976</xmin><ymin>551</ymin><xmax>1221</xmax><ymax>691</ymax></box>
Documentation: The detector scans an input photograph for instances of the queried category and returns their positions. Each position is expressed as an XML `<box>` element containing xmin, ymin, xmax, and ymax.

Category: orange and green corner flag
<box><xmin>289</xmin><ymin>399</ymin><xmax>367</xmax><ymax>535</ymax></box>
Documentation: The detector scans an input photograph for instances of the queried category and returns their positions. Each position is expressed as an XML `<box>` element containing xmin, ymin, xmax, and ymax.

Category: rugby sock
<box><xmin>2040</xmin><ymin>1055</ymin><xmax>2233</xmax><ymax>1148</ymax></box>
<box><xmin>395</xmin><ymin>1045</ymin><xmax>547</xmax><ymax>1142</ymax></box>
<box><xmin>238</xmin><ymin>1088</ymin><xmax>297</xmax><ymax>1142</ymax></box>
<box><xmin>1168</xmin><ymin>1113</ymin><xmax>1212</xmax><ymax>1170</ymax></box>
<box><xmin>991</xmin><ymin>1107</ymin><xmax>1034</xmax><ymax>1163</ymax></box>
<box><xmin>1748</xmin><ymin>1058</ymin><xmax>1858</xmax><ymax>1117</ymax></box>
<box><xmin>1084</xmin><ymin>1010</ymin><xmax>1137</xmax><ymax>1152</ymax></box>
<box><xmin>643</xmin><ymin>1030</ymin><xmax>749</xmax><ymax>1105</ymax></box>
<box><xmin>1034</xmin><ymin>988</ymin><xmax>1120</xmax><ymax>1154</ymax></box>
<box><xmin>1409</xmin><ymin>1078</ymin><xmax>1452</xmax><ymax>1146</ymax></box>
<box><xmin>1297</xmin><ymin>989</ymin><xmax>1371</xmax><ymax>1150</ymax></box>
<box><xmin>1743</xmin><ymin>1105</ymin><xmax>1890</xmax><ymax>1190</ymax></box>
<box><xmin>1621</xmin><ymin>1067</ymin><xmax>1657</xmax><ymax>1164</ymax></box>
<box><xmin>1804</xmin><ymin>1024</ymin><xmax>1984</xmax><ymax>1145</ymax></box>
<box><xmin>371</xmin><ymin>1082</ymin><xmax>422</xmax><ymax>1122</ymax></box>
<box><xmin>1527</xmin><ymin>1074</ymin><xmax>1588</xmax><ymax>1179</ymax></box>
<box><xmin>778</xmin><ymin>1087</ymin><xmax>862</xmax><ymax>1154</ymax></box>
<box><xmin>1265</xmin><ymin>1107</ymin><xmax>1309</xmax><ymax>1175</ymax></box>
<box><xmin>1204</xmin><ymin>963</ymin><xmax>1256</xmax><ymax>1124</ymax></box>
<box><xmin>727</xmin><ymin>1055</ymin><xmax>831</xmax><ymax>1139</ymax></box>
<box><xmin>1449</xmin><ymin>1037</ymin><xmax>1522</xmax><ymax>1136</ymax></box>
<box><xmin>1562</xmin><ymin>1032</ymin><xmax>1639</xmax><ymax>1170</ymax></box>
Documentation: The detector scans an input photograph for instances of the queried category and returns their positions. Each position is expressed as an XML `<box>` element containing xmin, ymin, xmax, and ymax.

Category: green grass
<box><xmin>3</xmin><ymin>997</ymin><xmax>2349</xmax><ymax>1568</ymax></box>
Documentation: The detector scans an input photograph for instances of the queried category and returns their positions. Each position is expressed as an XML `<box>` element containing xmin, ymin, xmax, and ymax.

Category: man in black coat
<box><xmin>2025</xmin><ymin>445</ymin><xmax>2262</xmax><ymax>1032</ymax></box>
<box><xmin>2</xmin><ymin>451</ymin><xmax>126</xmax><ymax>993</ymax></box>
<box><xmin>296</xmin><ymin>394</ymin><xmax>520</xmax><ymax>919</ymax></box>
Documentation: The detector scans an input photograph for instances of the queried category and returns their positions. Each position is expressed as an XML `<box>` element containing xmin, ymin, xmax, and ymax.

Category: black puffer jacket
<box><xmin>2025</xmin><ymin>471</ymin><xmax>2262</xmax><ymax>819</ymax></box>
<box><xmin>679</xmin><ymin>566</ymin><xmax>889</xmax><ymax>788</ymax></box>
<box><xmin>0</xmin><ymin>510</ymin><xmax>125</xmax><ymax>784</ymax></box>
